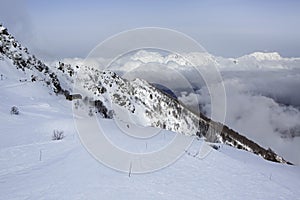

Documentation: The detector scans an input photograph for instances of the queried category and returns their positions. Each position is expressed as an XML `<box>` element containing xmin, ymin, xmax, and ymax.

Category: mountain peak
<box><xmin>245</xmin><ymin>52</ymin><xmax>282</xmax><ymax>61</ymax></box>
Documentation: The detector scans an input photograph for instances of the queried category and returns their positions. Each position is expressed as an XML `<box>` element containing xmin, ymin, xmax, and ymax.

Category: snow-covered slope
<box><xmin>0</xmin><ymin>71</ymin><xmax>299</xmax><ymax>199</ymax></box>
<box><xmin>0</xmin><ymin>24</ymin><xmax>76</xmax><ymax>98</ymax></box>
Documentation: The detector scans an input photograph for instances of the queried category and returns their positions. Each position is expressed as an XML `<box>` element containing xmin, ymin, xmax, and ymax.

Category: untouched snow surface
<box><xmin>1</xmin><ymin>55</ymin><xmax>300</xmax><ymax>199</ymax></box>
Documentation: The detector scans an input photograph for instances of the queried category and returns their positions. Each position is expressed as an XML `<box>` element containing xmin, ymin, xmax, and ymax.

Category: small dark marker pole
<box><xmin>39</xmin><ymin>150</ymin><xmax>42</xmax><ymax>161</ymax></box>
<box><xmin>128</xmin><ymin>161</ymin><xmax>132</xmax><ymax>177</ymax></box>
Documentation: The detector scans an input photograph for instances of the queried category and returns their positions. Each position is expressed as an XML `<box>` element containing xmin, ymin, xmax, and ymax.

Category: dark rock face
<box><xmin>150</xmin><ymin>83</ymin><xmax>178</xmax><ymax>99</ymax></box>
<box><xmin>66</xmin><ymin>94</ymin><xmax>82</xmax><ymax>101</ymax></box>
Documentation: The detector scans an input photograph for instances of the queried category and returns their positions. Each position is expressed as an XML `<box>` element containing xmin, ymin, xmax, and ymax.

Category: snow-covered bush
<box><xmin>10</xmin><ymin>106</ymin><xmax>19</xmax><ymax>115</ymax></box>
<box><xmin>88</xmin><ymin>108</ymin><xmax>94</xmax><ymax>116</ymax></box>
<box><xmin>107</xmin><ymin>110</ymin><xmax>114</xmax><ymax>119</ymax></box>
<box><xmin>52</xmin><ymin>130</ymin><xmax>64</xmax><ymax>140</ymax></box>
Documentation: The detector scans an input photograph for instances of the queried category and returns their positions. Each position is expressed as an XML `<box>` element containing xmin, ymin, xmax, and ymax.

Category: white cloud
<box><xmin>192</xmin><ymin>78</ymin><xmax>300</xmax><ymax>164</ymax></box>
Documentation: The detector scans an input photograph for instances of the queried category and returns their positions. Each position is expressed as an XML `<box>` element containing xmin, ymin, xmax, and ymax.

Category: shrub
<box><xmin>210</xmin><ymin>144</ymin><xmax>220</xmax><ymax>150</ymax></box>
<box><xmin>10</xmin><ymin>106</ymin><xmax>19</xmax><ymax>115</ymax></box>
<box><xmin>52</xmin><ymin>130</ymin><xmax>64</xmax><ymax>140</ymax></box>
<box><xmin>88</xmin><ymin>108</ymin><xmax>94</xmax><ymax>116</ymax></box>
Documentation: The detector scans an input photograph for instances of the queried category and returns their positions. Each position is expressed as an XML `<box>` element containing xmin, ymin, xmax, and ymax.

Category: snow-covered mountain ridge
<box><xmin>0</xmin><ymin>24</ymin><xmax>292</xmax><ymax>164</ymax></box>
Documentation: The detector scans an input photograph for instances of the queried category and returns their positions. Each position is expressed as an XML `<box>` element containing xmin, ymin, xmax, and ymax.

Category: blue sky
<box><xmin>1</xmin><ymin>0</ymin><xmax>300</xmax><ymax>60</ymax></box>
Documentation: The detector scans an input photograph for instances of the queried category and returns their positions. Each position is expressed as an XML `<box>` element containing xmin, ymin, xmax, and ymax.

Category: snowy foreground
<box><xmin>1</xmin><ymin>61</ymin><xmax>300</xmax><ymax>200</ymax></box>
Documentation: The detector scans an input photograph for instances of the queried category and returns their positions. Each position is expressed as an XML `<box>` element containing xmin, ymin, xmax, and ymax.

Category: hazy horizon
<box><xmin>1</xmin><ymin>0</ymin><xmax>300</xmax><ymax>61</ymax></box>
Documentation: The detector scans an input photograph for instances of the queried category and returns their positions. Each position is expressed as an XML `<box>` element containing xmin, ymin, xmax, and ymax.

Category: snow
<box><xmin>217</xmin><ymin>52</ymin><xmax>300</xmax><ymax>71</ymax></box>
<box><xmin>247</xmin><ymin>52</ymin><xmax>282</xmax><ymax>61</ymax></box>
<box><xmin>1</xmin><ymin>57</ymin><xmax>300</xmax><ymax>199</ymax></box>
